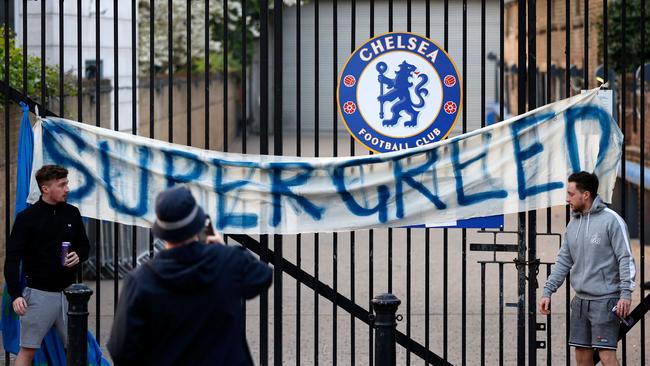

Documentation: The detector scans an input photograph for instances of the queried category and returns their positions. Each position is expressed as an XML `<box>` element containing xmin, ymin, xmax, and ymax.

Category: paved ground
<box><xmin>1</xmin><ymin>134</ymin><xmax>648</xmax><ymax>365</ymax></box>
<box><xmin>2</xmin><ymin>208</ymin><xmax>645</xmax><ymax>365</ymax></box>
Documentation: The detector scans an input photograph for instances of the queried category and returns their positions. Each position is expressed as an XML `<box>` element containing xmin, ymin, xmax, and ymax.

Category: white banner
<box><xmin>28</xmin><ymin>89</ymin><xmax>622</xmax><ymax>234</ymax></box>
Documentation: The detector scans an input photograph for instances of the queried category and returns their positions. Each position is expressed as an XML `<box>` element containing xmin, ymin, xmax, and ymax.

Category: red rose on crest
<box><xmin>444</xmin><ymin>101</ymin><xmax>457</xmax><ymax>114</ymax></box>
<box><xmin>343</xmin><ymin>101</ymin><xmax>356</xmax><ymax>114</ymax></box>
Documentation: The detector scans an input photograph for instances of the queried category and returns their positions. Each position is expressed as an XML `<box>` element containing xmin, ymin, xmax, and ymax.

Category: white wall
<box><xmin>14</xmin><ymin>0</ymin><xmax>137</xmax><ymax>132</ymax></box>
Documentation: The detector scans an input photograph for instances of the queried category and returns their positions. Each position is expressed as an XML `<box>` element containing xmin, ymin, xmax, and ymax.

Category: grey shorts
<box><xmin>568</xmin><ymin>296</ymin><xmax>620</xmax><ymax>350</ymax></box>
<box><xmin>20</xmin><ymin>287</ymin><xmax>68</xmax><ymax>349</ymax></box>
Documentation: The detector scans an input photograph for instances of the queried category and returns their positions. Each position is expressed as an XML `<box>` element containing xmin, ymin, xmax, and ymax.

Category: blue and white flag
<box><xmin>28</xmin><ymin>88</ymin><xmax>623</xmax><ymax>234</ymax></box>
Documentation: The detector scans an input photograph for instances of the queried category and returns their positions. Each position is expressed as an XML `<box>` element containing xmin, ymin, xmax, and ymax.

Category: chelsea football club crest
<box><xmin>338</xmin><ymin>32</ymin><xmax>462</xmax><ymax>153</ymax></box>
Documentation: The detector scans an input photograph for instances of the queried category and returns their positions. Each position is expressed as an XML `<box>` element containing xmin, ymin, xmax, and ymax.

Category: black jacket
<box><xmin>4</xmin><ymin>198</ymin><xmax>90</xmax><ymax>300</ymax></box>
<box><xmin>107</xmin><ymin>241</ymin><xmax>273</xmax><ymax>366</ymax></box>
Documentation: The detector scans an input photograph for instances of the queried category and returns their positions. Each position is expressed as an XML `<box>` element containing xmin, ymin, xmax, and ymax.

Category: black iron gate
<box><xmin>1</xmin><ymin>0</ymin><xmax>648</xmax><ymax>365</ymax></box>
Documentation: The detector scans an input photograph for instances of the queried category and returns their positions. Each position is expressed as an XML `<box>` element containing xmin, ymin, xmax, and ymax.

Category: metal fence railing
<box><xmin>1</xmin><ymin>1</ymin><xmax>648</xmax><ymax>365</ymax></box>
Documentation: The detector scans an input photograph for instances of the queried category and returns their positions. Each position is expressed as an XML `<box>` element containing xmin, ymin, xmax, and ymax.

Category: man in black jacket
<box><xmin>107</xmin><ymin>185</ymin><xmax>273</xmax><ymax>366</ymax></box>
<box><xmin>4</xmin><ymin>164</ymin><xmax>90</xmax><ymax>366</ymax></box>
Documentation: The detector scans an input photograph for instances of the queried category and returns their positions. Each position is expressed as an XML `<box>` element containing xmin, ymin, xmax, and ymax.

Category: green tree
<box><xmin>0</xmin><ymin>27</ymin><xmax>75</xmax><ymax>105</ymax></box>
<box><xmin>138</xmin><ymin>0</ymin><xmax>301</xmax><ymax>77</ymax></box>
<box><xmin>599</xmin><ymin>0</ymin><xmax>650</xmax><ymax>73</ymax></box>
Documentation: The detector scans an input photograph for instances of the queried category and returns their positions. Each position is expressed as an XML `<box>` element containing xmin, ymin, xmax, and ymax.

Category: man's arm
<box><xmin>609</xmin><ymin>218</ymin><xmax>635</xmax><ymax>300</ymax></box>
<box><xmin>237</xmin><ymin>246</ymin><xmax>273</xmax><ymax>299</ymax></box>
<box><xmin>542</xmin><ymin>236</ymin><xmax>574</xmax><ymax>298</ymax></box>
<box><xmin>73</xmin><ymin>209</ymin><xmax>90</xmax><ymax>262</ymax></box>
<box><xmin>107</xmin><ymin>274</ymin><xmax>146</xmax><ymax>365</ymax></box>
<box><xmin>4</xmin><ymin>213</ymin><xmax>27</xmax><ymax>301</ymax></box>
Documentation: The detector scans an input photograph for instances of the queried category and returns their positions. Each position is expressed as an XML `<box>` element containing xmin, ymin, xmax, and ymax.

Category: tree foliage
<box><xmin>138</xmin><ymin>0</ymin><xmax>301</xmax><ymax>77</ymax></box>
<box><xmin>0</xmin><ymin>27</ymin><xmax>75</xmax><ymax>104</ymax></box>
<box><xmin>599</xmin><ymin>0</ymin><xmax>650</xmax><ymax>73</ymax></box>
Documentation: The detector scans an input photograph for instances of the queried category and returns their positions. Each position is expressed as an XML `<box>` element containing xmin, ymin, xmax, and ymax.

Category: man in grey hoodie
<box><xmin>539</xmin><ymin>171</ymin><xmax>636</xmax><ymax>366</ymax></box>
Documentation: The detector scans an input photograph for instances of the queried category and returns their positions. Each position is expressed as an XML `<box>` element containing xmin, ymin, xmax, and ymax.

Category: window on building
<box><xmin>85</xmin><ymin>60</ymin><xmax>104</xmax><ymax>79</ymax></box>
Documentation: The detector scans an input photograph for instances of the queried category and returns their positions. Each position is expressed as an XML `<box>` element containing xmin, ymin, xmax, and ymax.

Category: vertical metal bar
<box><xmin>603</xmin><ymin>0</ymin><xmax>604</xmax><ymax>83</ymax></box>
<box><xmin>239</xmin><ymin>0</ymin><xmax>247</xmax><ymax>348</ymax></box>
<box><xmin>113</xmin><ymin>0</ymin><xmax>120</xmax><ymax>313</ymax></box>
<box><xmin>313</xmin><ymin>230</ymin><xmax>319</xmax><ymax>366</ymax></box>
<box><xmin>312</xmin><ymin>1</ymin><xmax>319</xmax><ymax>364</ymax></box>
<box><xmin>59</xmin><ymin>0</ymin><xmax>64</xmax><ymax>115</ymax></box>
<box><xmin>527</xmin><ymin>1</ymin><xmax>538</xmax><ymax>364</ymax></box>
<box><xmin>546</xmin><ymin>264</ymin><xmax>552</xmax><ymax>366</ymax></box>
<box><xmin>77</xmin><ymin>0</ymin><xmax>82</xmax><ymax>121</ymax></box>
<box><xmin>499</xmin><ymin>263</ymin><xmax>504</xmax><ymax>366</ymax></box>
<box><xmin>387</xmin><ymin>0</ymin><xmax>393</xmax><ymax>295</ymax></box>
<box><xmin>442</xmin><ymin>1</ymin><xmax>449</xmax><ymax>362</ymax></box>
<box><xmin>132</xmin><ymin>0</ymin><xmax>138</xmax><ymax>270</ymax></box>
<box><xmin>404</xmin><ymin>0</ymin><xmax>413</xmax><ymax>360</ymax></box>
<box><xmin>481</xmin><ymin>0</ymin><xmax>485</xmax><ymax>129</ymax></box>
<box><xmin>443</xmin><ymin>229</ymin><xmax>448</xmax><ymax>362</ymax></box>
<box><xmin>406</xmin><ymin>227</ymin><xmax>411</xmax><ymax>365</ymax></box>
<box><xmin>546</xmin><ymin>0</ymin><xmax>552</xmax><ymax>234</ymax></box>
<box><xmin>3</xmin><ymin>7</ymin><xmax>11</xmax><ymax>362</ymax></box>
<box><xmin>205</xmin><ymin>0</ymin><xmax>210</xmax><ymax>149</ymax></box>
<box><xmin>481</xmin><ymin>263</ymin><xmax>485</xmax><ymax>366</ymax></box>
<box><xmin>23</xmin><ymin>0</ymin><xmax>28</xmax><ymax>98</ymax></box>
<box><xmin>620</xmin><ymin>2</ymin><xmax>627</xmax><ymax>362</ymax></box>
<box><xmin>583</xmin><ymin>0</ymin><xmax>588</xmax><ymax>87</ymax></box>
<box><xmin>332</xmin><ymin>0</ymin><xmax>338</xmax><ymax>361</ymax></box>
<box><xmin>500</xmin><ymin>0</ymin><xmax>504</xmax><ymax>120</ymax></box>
<box><xmin>516</xmin><ymin>1</ymin><xmax>527</xmax><ymax>364</ymax></box>
<box><xmin>223</xmin><ymin>0</ymin><xmax>228</xmax><ymax>151</ymax></box>
<box><xmin>565</xmin><ymin>0</ymin><xmax>570</xmax><ymax>99</ymax></box>
<box><xmin>242</xmin><ymin>0</ymin><xmax>247</xmax><ymax>154</ymax></box>
<box><xmin>273</xmin><ymin>0</ymin><xmax>284</xmax><ymax>364</ymax></box>
<box><xmin>424</xmin><ymin>3</ymin><xmax>431</xmax><ymax>365</ymax></box>
<box><xmin>94</xmin><ymin>0</ymin><xmax>102</xmax><ymax>339</ymax></box>
<box><xmin>76</xmin><ymin>0</ymin><xmax>84</xmax><ymax>284</ymax></box>
<box><xmin>368</xmin><ymin>1</ymin><xmax>375</xmax><ymax>360</ymax></box>
<box><xmin>149</xmin><ymin>0</ymin><xmax>155</xmax><ymax>141</ymax></box>
<box><xmin>187</xmin><ymin>0</ymin><xmax>192</xmax><ymax>146</ymax></box>
<box><xmin>295</xmin><ymin>1</ymin><xmax>300</xmax><ymax>363</ymax></box>
<box><xmin>168</xmin><ymin>0</ymin><xmax>173</xmax><ymax>143</ymax></box>
<box><xmin>424</xmin><ymin>227</ymin><xmax>430</xmax><ymax>366</ymax></box>
<box><xmin>349</xmin><ymin>1</ymin><xmax>356</xmax><ymax>365</ymax></box>
<box><xmin>41</xmin><ymin>0</ymin><xmax>45</xmax><ymax>113</ymax></box>
<box><xmin>564</xmin><ymin>3</ymin><xmax>571</xmax><ymax>364</ymax></box>
<box><xmin>640</xmin><ymin>2</ymin><xmax>646</xmax><ymax>364</ymax></box>
<box><xmin>149</xmin><ymin>0</ymin><xmax>155</xmax><ymax>259</ymax></box>
<box><xmin>461</xmin><ymin>1</ymin><xmax>468</xmax><ymax>364</ymax></box>
<box><xmin>259</xmin><ymin>0</ymin><xmax>269</xmax><ymax>363</ymax></box>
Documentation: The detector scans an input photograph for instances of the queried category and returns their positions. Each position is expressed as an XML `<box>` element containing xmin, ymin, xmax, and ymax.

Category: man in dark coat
<box><xmin>4</xmin><ymin>164</ymin><xmax>90</xmax><ymax>366</ymax></box>
<box><xmin>107</xmin><ymin>185</ymin><xmax>273</xmax><ymax>365</ymax></box>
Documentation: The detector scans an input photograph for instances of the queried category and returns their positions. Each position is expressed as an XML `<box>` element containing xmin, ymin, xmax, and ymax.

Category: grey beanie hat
<box><xmin>152</xmin><ymin>185</ymin><xmax>206</xmax><ymax>242</ymax></box>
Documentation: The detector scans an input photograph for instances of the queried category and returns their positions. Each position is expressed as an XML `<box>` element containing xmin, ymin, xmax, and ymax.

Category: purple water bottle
<box><xmin>61</xmin><ymin>242</ymin><xmax>71</xmax><ymax>265</ymax></box>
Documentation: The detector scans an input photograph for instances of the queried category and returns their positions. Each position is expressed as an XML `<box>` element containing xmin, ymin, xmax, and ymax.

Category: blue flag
<box><xmin>1</xmin><ymin>103</ymin><xmax>110</xmax><ymax>365</ymax></box>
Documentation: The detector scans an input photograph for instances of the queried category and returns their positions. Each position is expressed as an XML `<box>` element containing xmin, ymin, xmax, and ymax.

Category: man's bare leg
<box><xmin>575</xmin><ymin>347</ymin><xmax>595</xmax><ymax>366</ymax></box>
<box><xmin>15</xmin><ymin>347</ymin><xmax>37</xmax><ymax>366</ymax></box>
<box><xmin>598</xmin><ymin>349</ymin><xmax>619</xmax><ymax>366</ymax></box>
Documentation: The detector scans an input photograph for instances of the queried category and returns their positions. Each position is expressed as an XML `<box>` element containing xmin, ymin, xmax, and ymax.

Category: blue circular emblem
<box><xmin>338</xmin><ymin>32</ymin><xmax>462</xmax><ymax>153</ymax></box>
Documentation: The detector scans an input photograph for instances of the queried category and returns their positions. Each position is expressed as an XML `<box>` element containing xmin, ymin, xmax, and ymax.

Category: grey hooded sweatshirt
<box><xmin>543</xmin><ymin>196</ymin><xmax>636</xmax><ymax>300</ymax></box>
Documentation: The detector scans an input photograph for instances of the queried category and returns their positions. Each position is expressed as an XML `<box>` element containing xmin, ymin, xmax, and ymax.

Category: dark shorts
<box><xmin>568</xmin><ymin>296</ymin><xmax>620</xmax><ymax>350</ymax></box>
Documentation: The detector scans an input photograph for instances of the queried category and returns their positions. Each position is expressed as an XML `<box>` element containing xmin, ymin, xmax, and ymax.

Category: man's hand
<box><xmin>12</xmin><ymin>297</ymin><xmax>27</xmax><ymax>316</ymax></box>
<box><xmin>205</xmin><ymin>233</ymin><xmax>225</xmax><ymax>245</ymax></box>
<box><xmin>615</xmin><ymin>298</ymin><xmax>631</xmax><ymax>318</ymax></box>
<box><xmin>64</xmin><ymin>251</ymin><xmax>80</xmax><ymax>267</ymax></box>
<box><xmin>539</xmin><ymin>296</ymin><xmax>551</xmax><ymax>315</ymax></box>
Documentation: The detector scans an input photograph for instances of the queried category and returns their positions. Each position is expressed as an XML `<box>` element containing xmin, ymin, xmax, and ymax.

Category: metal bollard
<box><xmin>64</xmin><ymin>284</ymin><xmax>93</xmax><ymax>366</ymax></box>
<box><xmin>371</xmin><ymin>293</ymin><xmax>401</xmax><ymax>366</ymax></box>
